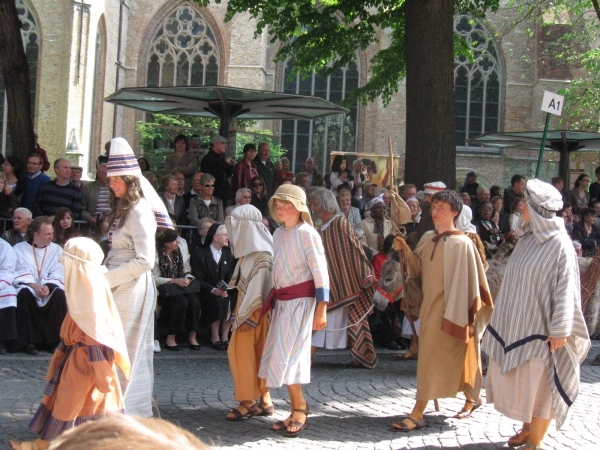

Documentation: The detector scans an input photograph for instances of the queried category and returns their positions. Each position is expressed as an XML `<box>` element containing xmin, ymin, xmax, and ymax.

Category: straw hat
<box><xmin>268</xmin><ymin>184</ymin><xmax>313</xmax><ymax>226</ymax></box>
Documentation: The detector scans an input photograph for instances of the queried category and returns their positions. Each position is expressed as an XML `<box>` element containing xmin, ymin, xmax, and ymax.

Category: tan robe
<box><xmin>414</xmin><ymin>232</ymin><xmax>492</xmax><ymax>402</ymax></box>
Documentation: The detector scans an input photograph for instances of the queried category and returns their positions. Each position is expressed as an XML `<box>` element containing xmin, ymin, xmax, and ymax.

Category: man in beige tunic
<box><xmin>392</xmin><ymin>190</ymin><xmax>493</xmax><ymax>432</ymax></box>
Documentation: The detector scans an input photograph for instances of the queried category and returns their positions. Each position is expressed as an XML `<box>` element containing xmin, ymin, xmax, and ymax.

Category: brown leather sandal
<box><xmin>508</xmin><ymin>424</ymin><xmax>531</xmax><ymax>447</ymax></box>
<box><xmin>225</xmin><ymin>402</ymin><xmax>259</xmax><ymax>421</ymax></box>
<box><xmin>391</xmin><ymin>416</ymin><xmax>427</xmax><ymax>432</ymax></box>
<box><xmin>257</xmin><ymin>403</ymin><xmax>275</xmax><ymax>416</ymax></box>
<box><xmin>453</xmin><ymin>398</ymin><xmax>482</xmax><ymax>419</ymax></box>
<box><xmin>285</xmin><ymin>406</ymin><xmax>310</xmax><ymax>437</ymax></box>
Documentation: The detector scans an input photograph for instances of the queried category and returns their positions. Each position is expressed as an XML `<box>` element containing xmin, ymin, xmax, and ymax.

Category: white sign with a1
<box><xmin>541</xmin><ymin>91</ymin><xmax>564</xmax><ymax>116</ymax></box>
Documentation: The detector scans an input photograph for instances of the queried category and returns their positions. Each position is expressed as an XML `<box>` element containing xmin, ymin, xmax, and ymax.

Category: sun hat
<box><xmin>423</xmin><ymin>181</ymin><xmax>446</xmax><ymax>195</ymax></box>
<box><xmin>107</xmin><ymin>137</ymin><xmax>174</xmax><ymax>229</ymax></box>
<box><xmin>268</xmin><ymin>184</ymin><xmax>313</xmax><ymax>226</ymax></box>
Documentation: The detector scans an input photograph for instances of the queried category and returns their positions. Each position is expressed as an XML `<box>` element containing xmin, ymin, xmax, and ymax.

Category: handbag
<box><xmin>157</xmin><ymin>279</ymin><xmax>201</xmax><ymax>298</ymax></box>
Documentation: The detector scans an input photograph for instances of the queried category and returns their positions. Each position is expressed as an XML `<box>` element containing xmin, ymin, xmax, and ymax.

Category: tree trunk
<box><xmin>0</xmin><ymin>0</ymin><xmax>34</xmax><ymax>160</ymax></box>
<box><xmin>404</xmin><ymin>0</ymin><xmax>456</xmax><ymax>189</ymax></box>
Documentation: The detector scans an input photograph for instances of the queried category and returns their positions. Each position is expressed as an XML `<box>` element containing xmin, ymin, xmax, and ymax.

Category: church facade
<box><xmin>1</xmin><ymin>0</ymin><xmax>589</xmax><ymax>188</ymax></box>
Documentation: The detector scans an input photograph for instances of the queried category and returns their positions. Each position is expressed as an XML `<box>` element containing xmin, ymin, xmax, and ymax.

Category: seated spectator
<box><xmin>551</xmin><ymin>176</ymin><xmax>564</xmax><ymax>194</ymax></box>
<box><xmin>2</xmin><ymin>207</ymin><xmax>32</xmax><ymax>246</ymax></box>
<box><xmin>337</xmin><ymin>189</ymin><xmax>361</xmax><ymax>226</ymax></box>
<box><xmin>460</xmin><ymin>192</ymin><xmax>471</xmax><ymax>208</ymax></box>
<box><xmin>190</xmin><ymin>223</ymin><xmax>236</xmax><ymax>351</ymax></box>
<box><xmin>568</xmin><ymin>173</ymin><xmax>590</xmax><ymax>214</ymax></box>
<box><xmin>490</xmin><ymin>195</ymin><xmax>509</xmax><ymax>233</ymax></box>
<box><xmin>194</xmin><ymin>217</ymin><xmax>216</xmax><ymax>247</ymax></box>
<box><xmin>225</xmin><ymin>188</ymin><xmax>252</xmax><ymax>217</ymax></box>
<box><xmin>403</xmin><ymin>197</ymin><xmax>421</xmax><ymax>235</ymax></box>
<box><xmin>275</xmin><ymin>157</ymin><xmax>294</xmax><ymax>187</ymax></box>
<box><xmin>12</xmin><ymin>216</ymin><xmax>67</xmax><ymax>354</ymax></box>
<box><xmin>572</xmin><ymin>240</ymin><xmax>583</xmax><ymax>257</ymax></box>
<box><xmin>70</xmin><ymin>165</ymin><xmax>87</xmax><ymax>189</ymax></box>
<box><xmin>142</xmin><ymin>170</ymin><xmax>158</xmax><ymax>189</ymax></box>
<box><xmin>0</xmin><ymin>172</ymin><xmax>18</xmax><ymax>218</ymax></box>
<box><xmin>159</xmin><ymin>175</ymin><xmax>186</xmax><ymax>225</ymax></box>
<box><xmin>295</xmin><ymin>172</ymin><xmax>309</xmax><ymax>190</ymax></box>
<box><xmin>233</xmin><ymin>143</ymin><xmax>258</xmax><ymax>191</ymax></box>
<box><xmin>152</xmin><ymin>229</ymin><xmax>200</xmax><ymax>351</ymax></box>
<box><xmin>359</xmin><ymin>196</ymin><xmax>393</xmax><ymax>255</ymax></box>
<box><xmin>471</xmin><ymin>186</ymin><xmax>490</xmax><ymax>219</ymax></box>
<box><xmin>572</xmin><ymin>207</ymin><xmax>600</xmax><ymax>257</ymax></box>
<box><xmin>20</xmin><ymin>154</ymin><xmax>51</xmax><ymax>212</ymax></box>
<box><xmin>187</xmin><ymin>173</ymin><xmax>224</xmax><ymax>226</ymax></box>
<box><xmin>35</xmin><ymin>158</ymin><xmax>83</xmax><ymax>219</ymax></box>
<box><xmin>503</xmin><ymin>174</ymin><xmax>526</xmax><ymax>214</ymax></box>
<box><xmin>172</xmin><ymin>170</ymin><xmax>186</xmax><ymax>196</ymax></box>
<box><xmin>508</xmin><ymin>198</ymin><xmax>524</xmax><ymax>232</ymax></box>
<box><xmin>183</xmin><ymin>171</ymin><xmax>203</xmax><ymax>210</ymax></box>
<box><xmin>138</xmin><ymin>157</ymin><xmax>151</xmax><ymax>172</ymax></box>
<box><xmin>0</xmin><ymin>238</ymin><xmax>17</xmax><ymax>354</ymax></box>
<box><xmin>249</xmin><ymin>175</ymin><xmax>278</xmax><ymax>232</ymax></box>
<box><xmin>474</xmin><ymin>201</ymin><xmax>503</xmax><ymax>254</ymax></box>
<box><xmin>1</xmin><ymin>156</ymin><xmax>24</xmax><ymax>194</ymax></box>
<box><xmin>80</xmin><ymin>163</ymin><xmax>110</xmax><ymax>227</ymax></box>
<box><xmin>53</xmin><ymin>207</ymin><xmax>81</xmax><ymax>247</ymax></box>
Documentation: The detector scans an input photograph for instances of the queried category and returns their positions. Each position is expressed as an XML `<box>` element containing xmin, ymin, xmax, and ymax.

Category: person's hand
<box><xmin>545</xmin><ymin>336</ymin><xmax>567</xmax><ymax>352</ymax></box>
<box><xmin>469</xmin><ymin>325</ymin><xmax>475</xmax><ymax>338</ymax></box>
<box><xmin>262</xmin><ymin>218</ymin><xmax>270</xmax><ymax>227</ymax></box>
<box><xmin>213</xmin><ymin>288</ymin><xmax>225</xmax><ymax>297</ymax></box>
<box><xmin>362</xmin><ymin>277</ymin><xmax>377</xmax><ymax>289</ymax></box>
<box><xmin>173</xmin><ymin>278</ymin><xmax>190</xmax><ymax>287</ymax></box>
<box><xmin>4</xmin><ymin>185</ymin><xmax>12</xmax><ymax>195</ymax></box>
<box><xmin>32</xmin><ymin>284</ymin><xmax>49</xmax><ymax>298</ymax></box>
<box><xmin>225</xmin><ymin>157</ymin><xmax>235</xmax><ymax>165</ymax></box>
<box><xmin>221</xmin><ymin>290</ymin><xmax>229</xmax><ymax>298</ymax></box>
<box><xmin>338</xmin><ymin>172</ymin><xmax>346</xmax><ymax>179</ymax></box>
<box><xmin>312</xmin><ymin>302</ymin><xmax>327</xmax><ymax>330</ymax></box>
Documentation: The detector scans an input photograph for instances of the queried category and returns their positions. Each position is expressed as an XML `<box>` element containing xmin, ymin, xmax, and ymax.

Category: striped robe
<box><xmin>318</xmin><ymin>216</ymin><xmax>377</xmax><ymax>368</ymax></box>
<box><xmin>104</xmin><ymin>198</ymin><xmax>157</xmax><ymax>418</ymax></box>
<box><xmin>482</xmin><ymin>213</ymin><xmax>590</xmax><ymax>428</ymax></box>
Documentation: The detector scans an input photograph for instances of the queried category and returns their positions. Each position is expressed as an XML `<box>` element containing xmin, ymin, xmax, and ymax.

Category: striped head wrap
<box><xmin>107</xmin><ymin>137</ymin><xmax>174</xmax><ymax>229</ymax></box>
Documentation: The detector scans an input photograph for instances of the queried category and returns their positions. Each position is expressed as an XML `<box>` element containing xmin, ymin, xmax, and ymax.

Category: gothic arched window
<box><xmin>0</xmin><ymin>0</ymin><xmax>39</xmax><ymax>154</ymax></box>
<box><xmin>454</xmin><ymin>14</ymin><xmax>502</xmax><ymax>147</ymax></box>
<box><xmin>281</xmin><ymin>60</ymin><xmax>359</xmax><ymax>174</ymax></box>
<box><xmin>146</xmin><ymin>3</ymin><xmax>219</xmax><ymax>87</ymax></box>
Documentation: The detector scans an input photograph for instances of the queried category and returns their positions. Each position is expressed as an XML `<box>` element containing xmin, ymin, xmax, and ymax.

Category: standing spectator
<box><xmin>35</xmin><ymin>158</ymin><xmax>83</xmax><ymax>220</ymax></box>
<box><xmin>80</xmin><ymin>163</ymin><xmax>111</xmax><ymax>226</ymax></box>
<box><xmin>0</xmin><ymin>238</ymin><xmax>17</xmax><ymax>354</ymax></box>
<box><xmin>224</xmin><ymin>205</ymin><xmax>274</xmax><ymax>420</ymax></box>
<box><xmin>233</xmin><ymin>143</ymin><xmax>258</xmax><ymax>191</ymax></box>
<box><xmin>103</xmin><ymin>137</ymin><xmax>173</xmax><ymax>418</ymax></box>
<box><xmin>12</xmin><ymin>217</ymin><xmax>67</xmax><ymax>355</ymax></box>
<box><xmin>489</xmin><ymin>184</ymin><xmax>502</xmax><ymax>199</ymax></box>
<box><xmin>2</xmin><ymin>208</ymin><xmax>32</xmax><ymax>246</ymax></box>
<box><xmin>503</xmin><ymin>174</ymin><xmax>526</xmax><ymax>214</ymax></box>
<box><xmin>70</xmin><ymin>166</ymin><xmax>87</xmax><ymax>189</ymax></box>
<box><xmin>483</xmin><ymin>179</ymin><xmax>589</xmax><ymax>449</ymax></box>
<box><xmin>275</xmin><ymin>157</ymin><xmax>294</xmax><ymax>187</ymax></box>
<box><xmin>329</xmin><ymin>155</ymin><xmax>352</xmax><ymax>194</ymax></box>
<box><xmin>164</xmin><ymin>135</ymin><xmax>198</xmax><ymax>192</ymax></box>
<box><xmin>571</xmin><ymin>207</ymin><xmax>600</xmax><ymax>257</ymax></box>
<box><xmin>551</xmin><ymin>176</ymin><xmax>564</xmax><ymax>194</ymax></box>
<box><xmin>459</xmin><ymin>172</ymin><xmax>479</xmax><ymax>205</ymax></box>
<box><xmin>183</xmin><ymin>172</ymin><xmax>204</xmax><ymax>210</ymax></box>
<box><xmin>295</xmin><ymin>172</ymin><xmax>309</xmax><ymax>190</ymax></box>
<box><xmin>138</xmin><ymin>157</ymin><xmax>151</xmax><ymax>172</ymax></box>
<box><xmin>508</xmin><ymin>198</ymin><xmax>524</xmax><ymax>232</ymax></box>
<box><xmin>0</xmin><ymin>172</ymin><xmax>18</xmax><ymax>218</ymax></box>
<box><xmin>249</xmin><ymin>175</ymin><xmax>276</xmax><ymax>230</ymax></box>
<box><xmin>1</xmin><ymin>156</ymin><xmax>23</xmax><ymax>193</ymax></box>
<box><xmin>300</xmin><ymin>157</ymin><xmax>324</xmax><ymax>187</ymax></box>
<box><xmin>152</xmin><ymin>229</ymin><xmax>200</xmax><ymax>351</ymax></box>
<box><xmin>200</xmin><ymin>135</ymin><xmax>234</xmax><ymax>204</ymax></box>
<box><xmin>460</xmin><ymin>192</ymin><xmax>471</xmax><ymax>207</ymax></box>
<box><xmin>337</xmin><ymin>190</ymin><xmax>361</xmax><ymax>226</ymax></box>
<box><xmin>403</xmin><ymin>197</ymin><xmax>421</xmax><ymax>235</ymax></box>
<box><xmin>20</xmin><ymin>154</ymin><xmax>50</xmax><ymax>212</ymax></box>
<box><xmin>253</xmin><ymin>142</ymin><xmax>275</xmax><ymax>197</ymax></box>
<box><xmin>411</xmin><ymin>181</ymin><xmax>446</xmax><ymax>247</ymax></box>
<box><xmin>187</xmin><ymin>173</ymin><xmax>224</xmax><ymax>226</ymax></box>
<box><xmin>568</xmin><ymin>173</ymin><xmax>590</xmax><ymax>214</ymax></box>
<box><xmin>351</xmin><ymin>159</ymin><xmax>365</xmax><ymax>198</ymax></box>
<box><xmin>96</xmin><ymin>141</ymin><xmax>110</xmax><ymax>168</ymax></box>
<box><xmin>52</xmin><ymin>207</ymin><xmax>81</xmax><ymax>247</ymax></box>
<box><xmin>33</xmin><ymin>130</ymin><xmax>50</xmax><ymax>172</ymax></box>
<box><xmin>225</xmin><ymin>188</ymin><xmax>252</xmax><ymax>217</ymax></box>
<box><xmin>592</xmin><ymin>200</ymin><xmax>600</xmax><ymax>228</ymax></box>
<box><xmin>191</xmin><ymin>223</ymin><xmax>236</xmax><ymax>351</ymax></box>
<box><xmin>159</xmin><ymin>175</ymin><xmax>186</xmax><ymax>225</ymax></box>
<box><xmin>589</xmin><ymin>167</ymin><xmax>600</xmax><ymax>205</ymax></box>
<box><xmin>471</xmin><ymin>186</ymin><xmax>490</xmax><ymax>219</ymax></box>
<box><xmin>258</xmin><ymin>185</ymin><xmax>329</xmax><ymax>437</ymax></box>
<box><xmin>401</xmin><ymin>183</ymin><xmax>417</xmax><ymax>201</ymax></box>
<box><xmin>475</xmin><ymin>201</ymin><xmax>503</xmax><ymax>251</ymax></box>
<box><xmin>358</xmin><ymin>181</ymin><xmax>378</xmax><ymax>213</ymax></box>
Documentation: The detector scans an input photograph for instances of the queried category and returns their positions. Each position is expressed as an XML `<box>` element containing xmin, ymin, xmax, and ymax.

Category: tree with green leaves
<box><xmin>194</xmin><ymin>0</ymin><xmax>500</xmax><ymax>188</ymax></box>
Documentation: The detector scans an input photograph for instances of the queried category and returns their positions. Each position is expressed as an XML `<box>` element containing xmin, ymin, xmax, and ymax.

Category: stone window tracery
<box><xmin>281</xmin><ymin>60</ymin><xmax>359</xmax><ymax>174</ymax></box>
<box><xmin>146</xmin><ymin>3</ymin><xmax>219</xmax><ymax>87</ymax></box>
<box><xmin>454</xmin><ymin>14</ymin><xmax>502</xmax><ymax>147</ymax></box>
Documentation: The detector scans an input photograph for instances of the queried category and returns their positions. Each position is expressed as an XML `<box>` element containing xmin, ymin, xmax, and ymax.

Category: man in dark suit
<box><xmin>253</xmin><ymin>142</ymin><xmax>275</xmax><ymax>198</ymax></box>
<box><xmin>200</xmin><ymin>135</ymin><xmax>235</xmax><ymax>204</ymax></box>
<box><xmin>159</xmin><ymin>174</ymin><xmax>186</xmax><ymax>225</ymax></box>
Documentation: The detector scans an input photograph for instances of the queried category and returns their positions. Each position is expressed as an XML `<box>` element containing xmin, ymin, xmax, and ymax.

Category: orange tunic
<box><xmin>29</xmin><ymin>313</ymin><xmax>125</xmax><ymax>440</ymax></box>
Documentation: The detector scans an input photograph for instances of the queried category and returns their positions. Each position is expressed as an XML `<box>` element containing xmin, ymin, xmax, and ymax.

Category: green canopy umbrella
<box><xmin>105</xmin><ymin>85</ymin><xmax>350</xmax><ymax>147</ymax></box>
<box><xmin>468</xmin><ymin>131</ymin><xmax>600</xmax><ymax>188</ymax></box>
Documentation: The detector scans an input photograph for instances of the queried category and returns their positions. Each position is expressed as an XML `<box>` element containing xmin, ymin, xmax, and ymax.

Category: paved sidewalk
<box><xmin>1</xmin><ymin>344</ymin><xmax>599</xmax><ymax>449</ymax></box>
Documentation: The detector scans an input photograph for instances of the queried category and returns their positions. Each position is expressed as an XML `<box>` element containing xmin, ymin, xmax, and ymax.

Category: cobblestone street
<box><xmin>1</xmin><ymin>344</ymin><xmax>599</xmax><ymax>449</ymax></box>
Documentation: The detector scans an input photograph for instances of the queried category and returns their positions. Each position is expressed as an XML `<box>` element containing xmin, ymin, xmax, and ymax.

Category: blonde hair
<box><xmin>48</xmin><ymin>415</ymin><xmax>210</xmax><ymax>450</ymax></box>
<box><xmin>0</xmin><ymin>172</ymin><xmax>6</xmax><ymax>181</ymax></box>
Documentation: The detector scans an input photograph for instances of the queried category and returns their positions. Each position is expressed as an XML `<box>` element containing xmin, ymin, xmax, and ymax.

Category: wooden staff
<box><xmin>388</xmin><ymin>137</ymin><xmax>394</xmax><ymax>189</ymax></box>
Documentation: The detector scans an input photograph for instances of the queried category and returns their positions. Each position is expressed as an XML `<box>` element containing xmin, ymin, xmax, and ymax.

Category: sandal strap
<box><xmin>403</xmin><ymin>416</ymin><xmax>419</xmax><ymax>426</ymax></box>
<box><xmin>292</xmin><ymin>407</ymin><xmax>309</xmax><ymax>416</ymax></box>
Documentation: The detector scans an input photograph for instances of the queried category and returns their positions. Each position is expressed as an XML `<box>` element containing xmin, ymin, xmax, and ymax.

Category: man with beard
<box><xmin>310</xmin><ymin>188</ymin><xmax>378</xmax><ymax>368</ymax></box>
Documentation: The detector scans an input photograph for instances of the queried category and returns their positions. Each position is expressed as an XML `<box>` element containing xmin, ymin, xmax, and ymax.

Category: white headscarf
<box><xmin>107</xmin><ymin>137</ymin><xmax>174</xmax><ymax>229</ymax></box>
<box><xmin>368</xmin><ymin>194</ymin><xmax>385</xmax><ymax>209</ymax></box>
<box><xmin>519</xmin><ymin>178</ymin><xmax>566</xmax><ymax>244</ymax></box>
<box><xmin>225</xmin><ymin>204</ymin><xmax>273</xmax><ymax>258</ymax></box>
<box><xmin>60</xmin><ymin>238</ymin><xmax>130</xmax><ymax>380</ymax></box>
<box><xmin>456</xmin><ymin>205</ymin><xmax>477</xmax><ymax>233</ymax></box>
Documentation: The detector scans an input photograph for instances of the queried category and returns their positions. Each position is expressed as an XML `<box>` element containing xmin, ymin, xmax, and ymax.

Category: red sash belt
<box><xmin>260</xmin><ymin>279</ymin><xmax>316</xmax><ymax>316</ymax></box>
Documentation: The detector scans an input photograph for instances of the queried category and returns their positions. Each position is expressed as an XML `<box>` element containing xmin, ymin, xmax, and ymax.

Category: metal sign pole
<box><xmin>535</xmin><ymin>112</ymin><xmax>551</xmax><ymax>178</ymax></box>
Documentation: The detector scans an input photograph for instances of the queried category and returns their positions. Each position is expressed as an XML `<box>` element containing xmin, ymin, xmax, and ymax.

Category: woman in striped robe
<box><xmin>483</xmin><ymin>178</ymin><xmax>590</xmax><ymax>450</ymax></box>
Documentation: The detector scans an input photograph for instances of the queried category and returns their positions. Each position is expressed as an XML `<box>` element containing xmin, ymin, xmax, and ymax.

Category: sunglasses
<box><xmin>253</xmin><ymin>183</ymin><xmax>264</xmax><ymax>187</ymax></box>
<box><xmin>204</xmin><ymin>184</ymin><xmax>215</xmax><ymax>188</ymax></box>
